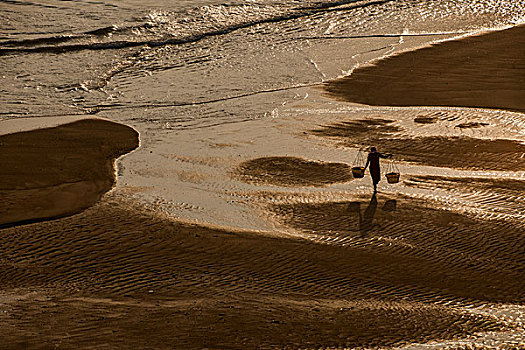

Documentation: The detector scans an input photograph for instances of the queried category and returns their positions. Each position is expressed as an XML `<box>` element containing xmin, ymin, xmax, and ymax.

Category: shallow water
<box><xmin>2</xmin><ymin>0</ymin><xmax>525</xmax><ymax>121</ymax></box>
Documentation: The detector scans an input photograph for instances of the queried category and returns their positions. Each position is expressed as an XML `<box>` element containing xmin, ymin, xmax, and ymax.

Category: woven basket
<box><xmin>352</xmin><ymin>166</ymin><xmax>365</xmax><ymax>178</ymax></box>
<box><xmin>385</xmin><ymin>172</ymin><xmax>400</xmax><ymax>184</ymax></box>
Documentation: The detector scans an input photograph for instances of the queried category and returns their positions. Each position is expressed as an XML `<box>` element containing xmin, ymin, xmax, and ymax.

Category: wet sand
<box><xmin>0</xmin><ymin>119</ymin><xmax>139</xmax><ymax>228</ymax></box>
<box><xmin>2</xmin><ymin>26</ymin><xmax>525</xmax><ymax>349</ymax></box>
<box><xmin>311</xmin><ymin>118</ymin><xmax>525</xmax><ymax>170</ymax></box>
<box><xmin>0</xmin><ymin>146</ymin><xmax>523</xmax><ymax>348</ymax></box>
<box><xmin>323</xmin><ymin>25</ymin><xmax>525</xmax><ymax>114</ymax></box>
<box><xmin>236</xmin><ymin>156</ymin><xmax>353</xmax><ymax>187</ymax></box>
<box><xmin>0</xmin><ymin>197</ymin><xmax>512</xmax><ymax>349</ymax></box>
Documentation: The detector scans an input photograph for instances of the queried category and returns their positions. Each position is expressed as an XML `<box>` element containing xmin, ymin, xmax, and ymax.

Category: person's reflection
<box><xmin>348</xmin><ymin>195</ymin><xmax>397</xmax><ymax>237</ymax></box>
<box><xmin>360</xmin><ymin>193</ymin><xmax>377</xmax><ymax>235</ymax></box>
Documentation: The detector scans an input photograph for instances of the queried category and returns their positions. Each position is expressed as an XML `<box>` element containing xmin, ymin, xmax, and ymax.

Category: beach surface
<box><xmin>323</xmin><ymin>25</ymin><xmax>525</xmax><ymax>114</ymax></box>
<box><xmin>0</xmin><ymin>195</ymin><xmax>520</xmax><ymax>349</ymax></box>
<box><xmin>1</xmin><ymin>2</ymin><xmax>525</xmax><ymax>349</ymax></box>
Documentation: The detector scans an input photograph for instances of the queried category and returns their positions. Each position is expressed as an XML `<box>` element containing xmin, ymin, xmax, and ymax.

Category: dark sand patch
<box><xmin>377</xmin><ymin>136</ymin><xmax>525</xmax><ymax>171</ymax></box>
<box><xmin>0</xmin><ymin>296</ymin><xmax>502</xmax><ymax>350</ymax></box>
<box><xmin>455</xmin><ymin>122</ymin><xmax>489</xmax><ymax>129</ymax></box>
<box><xmin>323</xmin><ymin>25</ymin><xmax>525</xmax><ymax>113</ymax></box>
<box><xmin>0</xmin><ymin>119</ymin><xmax>139</xmax><ymax>228</ymax></box>
<box><xmin>311</xmin><ymin>118</ymin><xmax>401</xmax><ymax>140</ymax></box>
<box><xmin>312</xmin><ymin>121</ymin><xmax>525</xmax><ymax>170</ymax></box>
<box><xmin>0</xmin><ymin>198</ymin><xmax>506</xmax><ymax>349</ymax></box>
<box><xmin>404</xmin><ymin>175</ymin><xmax>525</xmax><ymax>226</ymax></box>
<box><xmin>439</xmin><ymin>345</ymin><xmax>525</xmax><ymax>350</ymax></box>
<box><xmin>414</xmin><ymin>116</ymin><xmax>438</xmax><ymax>124</ymax></box>
<box><xmin>269</xmin><ymin>194</ymin><xmax>524</xmax><ymax>305</ymax></box>
<box><xmin>236</xmin><ymin>156</ymin><xmax>352</xmax><ymax>187</ymax></box>
<box><xmin>405</xmin><ymin>175</ymin><xmax>525</xmax><ymax>193</ymax></box>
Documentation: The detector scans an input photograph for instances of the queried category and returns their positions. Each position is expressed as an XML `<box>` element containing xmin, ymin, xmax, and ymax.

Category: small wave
<box><xmin>0</xmin><ymin>0</ymin><xmax>59</xmax><ymax>9</ymax></box>
<box><xmin>0</xmin><ymin>35</ymin><xmax>82</xmax><ymax>48</ymax></box>
<box><xmin>4</xmin><ymin>0</ymin><xmax>524</xmax><ymax>58</ymax></box>
<box><xmin>0</xmin><ymin>40</ymin><xmax>149</xmax><ymax>55</ymax></box>
<box><xmin>0</xmin><ymin>24</ymin><xmax>136</xmax><ymax>51</ymax></box>
<box><xmin>0</xmin><ymin>0</ymin><xmax>396</xmax><ymax>55</ymax></box>
<box><xmin>84</xmin><ymin>25</ymin><xmax>120</xmax><ymax>37</ymax></box>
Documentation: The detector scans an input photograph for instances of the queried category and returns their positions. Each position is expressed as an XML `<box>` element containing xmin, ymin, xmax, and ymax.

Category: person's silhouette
<box><xmin>364</xmin><ymin>147</ymin><xmax>392</xmax><ymax>192</ymax></box>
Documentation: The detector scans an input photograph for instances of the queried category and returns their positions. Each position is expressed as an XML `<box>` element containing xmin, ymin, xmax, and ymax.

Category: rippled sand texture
<box><xmin>0</xmin><ymin>119</ymin><xmax>139</xmax><ymax>228</ymax></box>
<box><xmin>2</xmin><ymin>0</ymin><xmax>525</xmax><ymax>348</ymax></box>
<box><xmin>324</xmin><ymin>25</ymin><xmax>525</xmax><ymax>114</ymax></box>
<box><xmin>269</xmin><ymin>193</ymin><xmax>524</xmax><ymax>304</ymax></box>
<box><xmin>0</xmin><ymin>198</ymin><xmax>511</xmax><ymax>349</ymax></box>
<box><xmin>311</xmin><ymin>118</ymin><xmax>525</xmax><ymax>171</ymax></box>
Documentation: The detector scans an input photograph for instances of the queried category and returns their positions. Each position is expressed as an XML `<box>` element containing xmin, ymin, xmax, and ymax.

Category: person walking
<box><xmin>363</xmin><ymin>146</ymin><xmax>392</xmax><ymax>192</ymax></box>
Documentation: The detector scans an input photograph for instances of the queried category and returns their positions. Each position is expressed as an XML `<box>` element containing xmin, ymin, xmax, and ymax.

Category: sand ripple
<box><xmin>268</xmin><ymin>194</ymin><xmax>524</xmax><ymax>306</ymax></box>
<box><xmin>236</xmin><ymin>156</ymin><xmax>352</xmax><ymax>187</ymax></box>
<box><xmin>0</xmin><ymin>198</ymin><xmax>510</xmax><ymax>349</ymax></box>
<box><xmin>311</xmin><ymin>119</ymin><xmax>525</xmax><ymax>171</ymax></box>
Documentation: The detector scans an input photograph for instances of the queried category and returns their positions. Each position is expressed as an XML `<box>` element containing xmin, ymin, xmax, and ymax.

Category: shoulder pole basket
<box><xmin>351</xmin><ymin>149</ymin><xmax>365</xmax><ymax>178</ymax></box>
<box><xmin>385</xmin><ymin>158</ymin><xmax>400</xmax><ymax>184</ymax></box>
